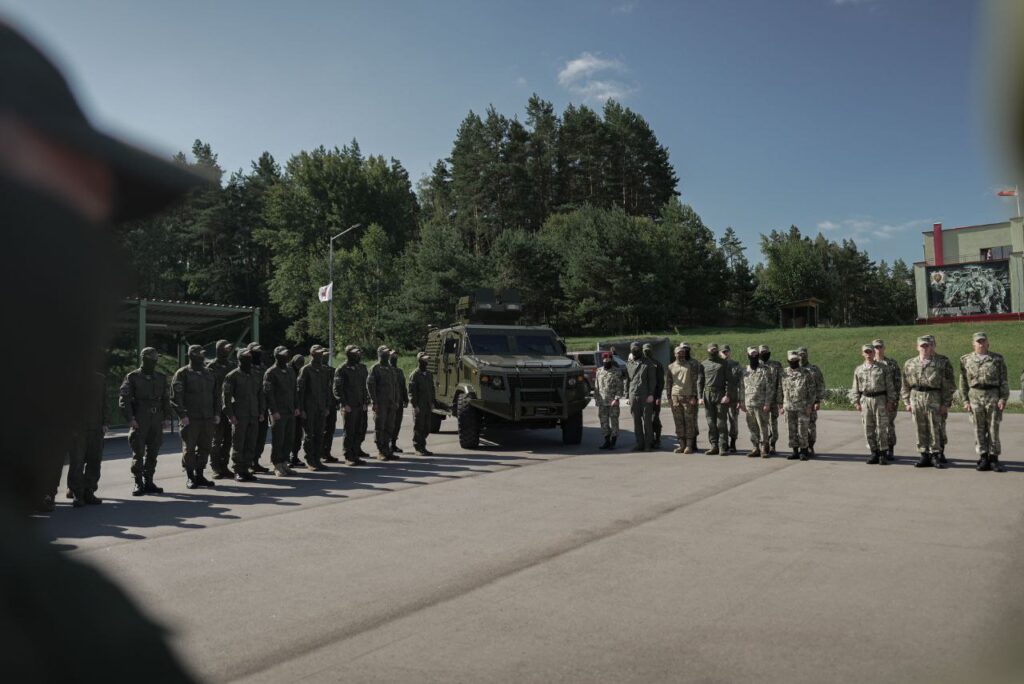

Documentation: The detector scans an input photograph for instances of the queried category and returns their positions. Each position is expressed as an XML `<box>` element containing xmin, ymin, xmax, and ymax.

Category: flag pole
<box><xmin>1017</xmin><ymin>185</ymin><xmax>1020</xmax><ymax>218</ymax></box>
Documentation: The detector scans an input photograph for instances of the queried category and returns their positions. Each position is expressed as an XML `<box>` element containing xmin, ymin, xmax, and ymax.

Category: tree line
<box><xmin>111</xmin><ymin>96</ymin><xmax>916</xmax><ymax>353</ymax></box>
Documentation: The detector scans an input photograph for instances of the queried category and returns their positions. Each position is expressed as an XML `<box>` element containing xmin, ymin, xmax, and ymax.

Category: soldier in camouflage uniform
<box><xmin>781</xmin><ymin>350</ymin><xmax>815</xmax><ymax>460</ymax></box>
<box><xmin>721</xmin><ymin>344</ymin><xmax>742</xmax><ymax>453</ymax></box>
<box><xmin>960</xmin><ymin>331</ymin><xmax>1010</xmax><ymax>472</ymax></box>
<box><xmin>850</xmin><ymin>344</ymin><xmax>897</xmax><ymax>465</ymax></box>
<box><xmin>759</xmin><ymin>344</ymin><xmax>783</xmax><ymax>454</ymax></box>
<box><xmin>739</xmin><ymin>346</ymin><xmax>776</xmax><ymax>458</ymax></box>
<box><xmin>667</xmin><ymin>342</ymin><xmax>702</xmax><ymax>453</ymax></box>
<box><xmin>872</xmin><ymin>339</ymin><xmax>901</xmax><ymax>461</ymax></box>
<box><xmin>119</xmin><ymin>347</ymin><xmax>171</xmax><ymax>496</ymax></box>
<box><xmin>389</xmin><ymin>350</ymin><xmax>409</xmax><ymax>455</ymax></box>
<box><xmin>698</xmin><ymin>343</ymin><xmax>733</xmax><ymax>455</ymax></box>
<box><xmin>171</xmin><ymin>344</ymin><xmax>219</xmax><ymax>489</ymax></box>
<box><xmin>368</xmin><ymin>345</ymin><xmax>400</xmax><ymax>460</ymax></box>
<box><xmin>334</xmin><ymin>345</ymin><xmax>370</xmax><ymax>465</ymax></box>
<box><xmin>222</xmin><ymin>347</ymin><xmax>265</xmax><ymax>481</ymax></box>
<box><xmin>797</xmin><ymin>346</ymin><xmax>826</xmax><ymax>457</ymax></box>
<box><xmin>408</xmin><ymin>351</ymin><xmax>436</xmax><ymax>455</ymax></box>
<box><xmin>925</xmin><ymin>334</ymin><xmax>955</xmax><ymax>463</ymax></box>
<box><xmin>626</xmin><ymin>342</ymin><xmax>657</xmax><ymax>451</ymax></box>
<box><xmin>206</xmin><ymin>339</ymin><xmax>235</xmax><ymax>478</ymax></box>
<box><xmin>593</xmin><ymin>352</ymin><xmax>624</xmax><ymax>449</ymax></box>
<box><xmin>901</xmin><ymin>336</ymin><xmax>955</xmax><ymax>469</ymax></box>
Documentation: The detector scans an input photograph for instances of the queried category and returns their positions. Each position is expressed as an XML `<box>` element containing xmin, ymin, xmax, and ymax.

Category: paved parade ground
<box><xmin>38</xmin><ymin>407</ymin><xmax>1024</xmax><ymax>683</ymax></box>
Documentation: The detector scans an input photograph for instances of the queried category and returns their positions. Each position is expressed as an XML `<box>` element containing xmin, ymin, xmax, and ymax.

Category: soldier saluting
<box><xmin>120</xmin><ymin>347</ymin><xmax>171</xmax><ymax>496</ymax></box>
<box><xmin>960</xmin><ymin>332</ymin><xmax>1009</xmax><ymax>472</ymax></box>
<box><xmin>901</xmin><ymin>336</ymin><xmax>955</xmax><ymax>469</ymax></box>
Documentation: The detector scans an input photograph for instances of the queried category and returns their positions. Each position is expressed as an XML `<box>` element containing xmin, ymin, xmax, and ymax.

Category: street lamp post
<box><xmin>328</xmin><ymin>223</ymin><xmax>362</xmax><ymax>365</ymax></box>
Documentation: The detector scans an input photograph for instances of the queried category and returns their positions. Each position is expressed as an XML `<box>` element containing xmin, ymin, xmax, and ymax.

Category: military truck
<box><xmin>425</xmin><ymin>289</ymin><xmax>590</xmax><ymax>448</ymax></box>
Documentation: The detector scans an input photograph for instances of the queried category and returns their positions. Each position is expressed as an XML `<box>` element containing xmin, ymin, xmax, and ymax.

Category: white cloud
<box><xmin>614</xmin><ymin>0</ymin><xmax>639</xmax><ymax>13</ymax></box>
<box><xmin>515</xmin><ymin>76</ymin><xmax>528</xmax><ymax>87</ymax></box>
<box><xmin>558</xmin><ymin>51</ymin><xmax>635</xmax><ymax>102</ymax></box>
<box><xmin>817</xmin><ymin>220</ymin><xmax>839</xmax><ymax>231</ymax></box>
<box><xmin>815</xmin><ymin>217</ymin><xmax>930</xmax><ymax>244</ymax></box>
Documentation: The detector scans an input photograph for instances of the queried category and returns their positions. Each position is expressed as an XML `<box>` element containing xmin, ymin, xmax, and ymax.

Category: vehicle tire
<box><xmin>429</xmin><ymin>412</ymin><xmax>444</xmax><ymax>434</ymax></box>
<box><xmin>562</xmin><ymin>410</ymin><xmax>583</xmax><ymax>445</ymax></box>
<box><xmin>457</xmin><ymin>394</ymin><xmax>481</xmax><ymax>449</ymax></box>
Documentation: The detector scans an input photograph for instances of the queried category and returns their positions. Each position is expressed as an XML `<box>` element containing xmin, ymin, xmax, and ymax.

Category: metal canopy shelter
<box><xmin>112</xmin><ymin>298</ymin><xmax>260</xmax><ymax>364</ymax></box>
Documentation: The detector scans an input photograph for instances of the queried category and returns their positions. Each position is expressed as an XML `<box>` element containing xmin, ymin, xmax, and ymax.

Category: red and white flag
<box><xmin>318</xmin><ymin>282</ymin><xmax>333</xmax><ymax>302</ymax></box>
<box><xmin>997</xmin><ymin>189</ymin><xmax>1017</xmax><ymax>197</ymax></box>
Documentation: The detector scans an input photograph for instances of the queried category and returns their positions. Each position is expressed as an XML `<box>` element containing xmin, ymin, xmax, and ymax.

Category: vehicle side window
<box><xmin>443</xmin><ymin>337</ymin><xmax>458</xmax><ymax>355</ymax></box>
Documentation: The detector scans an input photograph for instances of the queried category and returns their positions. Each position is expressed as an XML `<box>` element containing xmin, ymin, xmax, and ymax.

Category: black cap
<box><xmin>0</xmin><ymin>23</ymin><xmax>213</xmax><ymax>222</ymax></box>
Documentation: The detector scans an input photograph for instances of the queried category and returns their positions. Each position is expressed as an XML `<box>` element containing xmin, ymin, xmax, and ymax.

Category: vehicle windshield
<box><xmin>467</xmin><ymin>332</ymin><xmax>561</xmax><ymax>355</ymax></box>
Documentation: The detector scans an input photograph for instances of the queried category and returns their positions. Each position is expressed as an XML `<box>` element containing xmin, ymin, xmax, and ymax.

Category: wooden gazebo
<box><xmin>779</xmin><ymin>298</ymin><xmax>823</xmax><ymax>329</ymax></box>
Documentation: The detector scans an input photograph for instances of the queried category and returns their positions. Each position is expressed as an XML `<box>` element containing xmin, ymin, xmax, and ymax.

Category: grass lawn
<box><xmin>566</xmin><ymin>320</ymin><xmax>1024</xmax><ymax>411</ymax></box>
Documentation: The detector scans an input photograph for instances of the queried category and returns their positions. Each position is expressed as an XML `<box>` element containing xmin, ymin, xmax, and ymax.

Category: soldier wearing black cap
<box><xmin>298</xmin><ymin>345</ymin><xmax>331</xmax><ymax>470</ymax></box>
<box><xmin>289</xmin><ymin>353</ymin><xmax>307</xmax><ymax>468</ymax></box>
<box><xmin>408</xmin><ymin>351</ymin><xmax>437</xmax><ymax>455</ymax></box>
<box><xmin>642</xmin><ymin>343</ymin><xmax>666</xmax><ymax>448</ymax></box>
<box><xmin>0</xmin><ymin>23</ymin><xmax>209</xmax><ymax>680</ymax></box>
<box><xmin>120</xmin><ymin>347</ymin><xmax>172</xmax><ymax>496</ymax></box>
<box><xmin>720</xmin><ymin>344</ymin><xmax>742</xmax><ymax>453</ymax></box>
<box><xmin>264</xmin><ymin>345</ymin><xmax>300</xmax><ymax>476</ymax></box>
<box><xmin>171</xmin><ymin>344</ymin><xmax>219</xmax><ymax>489</ymax></box>
<box><xmin>368</xmin><ymin>345</ymin><xmax>400</xmax><ymax>459</ymax></box>
<box><xmin>626</xmin><ymin>341</ymin><xmax>657</xmax><ymax>450</ymax></box>
<box><xmin>247</xmin><ymin>342</ymin><xmax>271</xmax><ymax>473</ymax></box>
<box><xmin>335</xmin><ymin>344</ymin><xmax>370</xmax><ymax>464</ymax></box>
<box><xmin>390</xmin><ymin>350</ymin><xmax>410</xmax><ymax>454</ymax></box>
<box><xmin>207</xmin><ymin>339</ymin><xmax>236</xmax><ymax>478</ymax></box>
<box><xmin>223</xmin><ymin>346</ymin><xmax>266</xmax><ymax>480</ymax></box>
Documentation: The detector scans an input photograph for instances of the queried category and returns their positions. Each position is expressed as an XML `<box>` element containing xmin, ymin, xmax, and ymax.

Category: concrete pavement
<box><xmin>37</xmin><ymin>408</ymin><xmax>1024</xmax><ymax>683</ymax></box>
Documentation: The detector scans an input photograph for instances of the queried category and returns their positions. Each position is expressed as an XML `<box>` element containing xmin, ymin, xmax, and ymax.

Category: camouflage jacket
<box><xmin>848</xmin><ymin>362</ymin><xmax>897</xmax><ymax>404</ymax></box>
<box><xmin>803</xmin><ymin>362</ymin><xmax>827</xmax><ymax>403</ymax></box>
<box><xmin>593</xmin><ymin>366</ymin><xmax>624</xmax><ymax>406</ymax></box>
<box><xmin>781</xmin><ymin>366</ymin><xmax>816</xmax><ymax>412</ymax></box>
<box><xmin>878</xmin><ymin>356</ymin><xmax>901</xmax><ymax>395</ymax></box>
<box><xmin>959</xmin><ymin>352</ymin><xmax>1010</xmax><ymax>402</ymax></box>
<box><xmin>221</xmin><ymin>367</ymin><xmax>265</xmax><ymax>419</ymax></box>
<box><xmin>408</xmin><ymin>369</ymin><xmax>435</xmax><ymax>409</ymax></box>
<box><xmin>334</xmin><ymin>362</ymin><xmax>369</xmax><ymax>408</ymax></box>
<box><xmin>900</xmin><ymin>356</ymin><xmax>955</xmax><ymax>406</ymax></box>
<box><xmin>170</xmin><ymin>364</ymin><xmax>219</xmax><ymax>420</ymax></box>
<box><xmin>666</xmin><ymin>358</ymin><xmax>701</xmax><ymax>399</ymax></box>
<box><xmin>763</xmin><ymin>359</ymin><xmax>783</xmax><ymax>406</ymax></box>
<box><xmin>739</xmin><ymin>365</ymin><xmax>776</xmax><ymax>408</ymax></box>
<box><xmin>119</xmin><ymin>368</ymin><xmax>170</xmax><ymax>422</ymax></box>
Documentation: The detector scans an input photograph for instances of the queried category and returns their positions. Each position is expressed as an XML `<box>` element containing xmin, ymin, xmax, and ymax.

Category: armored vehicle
<box><xmin>425</xmin><ymin>289</ymin><xmax>590</xmax><ymax>448</ymax></box>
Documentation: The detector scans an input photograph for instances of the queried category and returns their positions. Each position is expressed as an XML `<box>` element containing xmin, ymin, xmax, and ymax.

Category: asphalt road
<box><xmin>37</xmin><ymin>407</ymin><xmax>1024</xmax><ymax>684</ymax></box>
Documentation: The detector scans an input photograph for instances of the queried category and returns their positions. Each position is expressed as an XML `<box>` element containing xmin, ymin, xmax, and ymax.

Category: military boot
<box><xmin>760</xmin><ymin>445</ymin><xmax>771</xmax><ymax>458</ymax></box>
<box><xmin>212</xmin><ymin>466</ymin><xmax>234</xmax><ymax>480</ymax></box>
<box><xmin>392</xmin><ymin>443</ymin><xmax>404</xmax><ymax>454</ymax></box>
<box><xmin>808</xmin><ymin>443</ymin><xmax>816</xmax><ymax>458</ymax></box>
<box><xmin>235</xmin><ymin>470</ymin><xmax>256</xmax><ymax>482</ymax></box>
<box><xmin>143</xmin><ymin>477</ymin><xmax>164</xmax><ymax>494</ymax></box>
<box><xmin>936</xmin><ymin>451</ymin><xmax>948</xmax><ymax>465</ymax></box>
<box><xmin>37</xmin><ymin>495</ymin><xmax>55</xmax><ymax>513</ymax></box>
<box><xmin>273</xmin><ymin>462</ymin><xmax>290</xmax><ymax>477</ymax></box>
<box><xmin>799</xmin><ymin>448</ymin><xmax>810</xmax><ymax>461</ymax></box>
<box><xmin>707</xmin><ymin>445</ymin><xmax>720</xmax><ymax>455</ymax></box>
<box><xmin>914</xmin><ymin>452</ymin><xmax>934</xmax><ymax>468</ymax></box>
<box><xmin>747</xmin><ymin>448</ymin><xmax>760</xmax><ymax>458</ymax></box>
<box><xmin>975</xmin><ymin>453</ymin><xmax>991</xmax><ymax>471</ymax></box>
<box><xmin>610</xmin><ymin>435</ymin><xmax>618</xmax><ymax>449</ymax></box>
<box><xmin>867</xmin><ymin>451</ymin><xmax>880</xmax><ymax>465</ymax></box>
<box><xmin>990</xmin><ymin>455</ymin><xmax>1006</xmax><ymax>473</ymax></box>
<box><xmin>729</xmin><ymin>438</ymin><xmax>737</xmax><ymax>453</ymax></box>
<box><xmin>185</xmin><ymin>469</ymin><xmax>199</xmax><ymax>489</ymax></box>
<box><xmin>252</xmin><ymin>461</ymin><xmax>271</xmax><ymax>474</ymax></box>
<box><xmin>83</xmin><ymin>491</ymin><xmax>103</xmax><ymax>505</ymax></box>
<box><xmin>195</xmin><ymin>470</ymin><xmax>216</xmax><ymax>487</ymax></box>
<box><xmin>308</xmin><ymin>458</ymin><xmax>328</xmax><ymax>471</ymax></box>
<box><xmin>787</xmin><ymin>449</ymin><xmax>800</xmax><ymax>460</ymax></box>
<box><xmin>323</xmin><ymin>453</ymin><xmax>340</xmax><ymax>463</ymax></box>
<box><xmin>132</xmin><ymin>476</ymin><xmax>145</xmax><ymax>497</ymax></box>
<box><xmin>887</xmin><ymin>448</ymin><xmax>894</xmax><ymax>462</ymax></box>
<box><xmin>599</xmin><ymin>436</ymin><xmax>611</xmax><ymax>450</ymax></box>
<box><xmin>289</xmin><ymin>454</ymin><xmax>305</xmax><ymax>468</ymax></box>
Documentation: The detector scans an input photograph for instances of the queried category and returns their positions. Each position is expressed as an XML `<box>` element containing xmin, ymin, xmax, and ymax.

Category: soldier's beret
<box><xmin>758</xmin><ymin>344</ymin><xmax>770</xmax><ymax>353</ymax></box>
<box><xmin>417</xmin><ymin>351</ymin><xmax>430</xmax><ymax>361</ymax></box>
<box><xmin>274</xmin><ymin>345</ymin><xmax>289</xmax><ymax>357</ymax></box>
<box><xmin>871</xmin><ymin>339</ymin><xmax>885</xmax><ymax>347</ymax></box>
<box><xmin>707</xmin><ymin>343</ymin><xmax>719</xmax><ymax>352</ymax></box>
<box><xmin>187</xmin><ymin>344</ymin><xmax>203</xmax><ymax>355</ymax></box>
<box><xmin>746</xmin><ymin>346</ymin><xmax>758</xmax><ymax>355</ymax></box>
<box><xmin>721</xmin><ymin>344</ymin><xmax>731</xmax><ymax>352</ymax></box>
<box><xmin>344</xmin><ymin>344</ymin><xmax>359</xmax><ymax>354</ymax></box>
<box><xmin>916</xmin><ymin>336</ymin><xmax>930</xmax><ymax>345</ymax></box>
<box><xmin>787</xmin><ymin>349</ymin><xmax>800</xmax><ymax>360</ymax></box>
<box><xmin>861</xmin><ymin>344</ymin><xmax>873</xmax><ymax>353</ymax></box>
<box><xmin>141</xmin><ymin>347</ymin><xmax>159</xmax><ymax>359</ymax></box>
<box><xmin>973</xmin><ymin>331</ymin><xmax>988</xmax><ymax>341</ymax></box>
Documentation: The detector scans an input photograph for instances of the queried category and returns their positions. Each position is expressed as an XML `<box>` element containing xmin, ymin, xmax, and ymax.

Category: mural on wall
<box><xmin>927</xmin><ymin>262</ymin><xmax>1011</xmax><ymax>317</ymax></box>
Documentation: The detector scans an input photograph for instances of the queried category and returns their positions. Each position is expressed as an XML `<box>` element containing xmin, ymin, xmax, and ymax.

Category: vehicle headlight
<box><xmin>491</xmin><ymin>376</ymin><xmax>504</xmax><ymax>389</ymax></box>
<box><xmin>567</xmin><ymin>377</ymin><xmax>576</xmax><ymax>387</ymax></box>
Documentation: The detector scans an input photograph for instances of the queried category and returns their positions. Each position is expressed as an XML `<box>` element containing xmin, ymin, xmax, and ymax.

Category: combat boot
<box><xmin>392</xmin><ymin>443</ymin><xmax>404</xmax><ymax>454</ymax></box>
<box><xmin>185</xmin><ymin>469</ymin><xmax>199</xmax><ymax>489</ymax></box>
<box><xmin>799</xmin><ymin>448</ymin><xmax>810</xmax><ymax>461</ymax></box>
<box><xmin>936</xmin><ymin>451</ymin><xmax>948</xmax><ymax>465</ymax></box>
<box><xmin>273</xmin><ymin>463</ymin><xmax>290</xmax><ymax>476</ymax></box>
<box><xmin>867</xmin><ymin>451</ymin><xmax>880</xmax><ymax>465</ymax></box>
<box><xmin>322</xmin><ymin>454</ymin><xmax>340</xmax><ymax>463</ymax></box>
<box><xmin>212</xmin><ymin>467</ymin><xmax>234</xmax><ymax>480</ymax></box>
<box><xmin>761</xmin><ymin>445</ymin><xmax>771</xmax><ymax>459</ymax></box>
<box><xmin>252</xmin><ymin>461</ymin><xmax>271</xmax><ymax>474</ymax></box>
<box><xmin>729</xmin><ymin>438</ymin><xmax>737</xmax><ymax>453</ymax></box>
<box><xmin>143</xmin><ymin>477</ymin><xmax>164</xmax><ymax>494</ymax></box>
<box><xmin>914</xmin><ymin>452</ymin><xmax>933</xmax><ymax>468</ymax></box>
<box><xmin>71</xmin><ymin>494</ymin><xmax>85</xmax><ymax>508</ymax></box>
<box><xmin>610</xmin><ymin>435</ymin><xmax>618</xmax><ymax>449</ymax></box>
<box><xmin>289</xmin><ymin>454</ymin><xmax>305</xmax><ymax>468</ymax></box>
<box><xmin>808</xmin><ymin>442</ymin><xmax>816</xmax><ymax>458</ymax></box>
<box><xmin>787</xmin><ymin>449</ymin><xmax>800</xmax><ymax>460</ymax></box>
<box><xmin>235</xmin><ymin>470</ymin><xmax>256</xmax><ymax>482</ymax></box>
<box><xmin>195</xmin><ymin>470</ymin><xmax>216</xmax><ymax>487</ymax></box>
<box><xmin>83</xmin><ymin>491</ymin><xmax>103</xmax><ymax>505</ymax></box>
<box><xmin>887</xmin><ymin>448</ymin><xmax>894</xmax><ymax>462</ymax></box>
<box><xmin>599</xmin><ymin>436</ymin><xmax>611</xmax><ymax>450</ymax></box>
<box><xmin>990</xmin><ymin>455</ymin><xmax>1006</xmax><ymax>473</ymax></box>
<box><xmin>747</xmin><ymin>448</ymin><xmax>760</xmax><ymax>458</ymax></box>
<box><xmin>706</xmin><ymin>445</ymin><xmax>720</xmax><ymax>455</ymax></box>
<box><xmin>308</xmin><ymin>459</ymin><xmax>328</xmax><ymax>471</ymax></box>
<box><xmin>132</xmin><ymin>476</ymin><xmax>145</xmax><ymax>496</ymax></box>
<box><xmin>37</xmin><ymin>495</ymin><xmax>55</xmax><ymax>513</ymax></box>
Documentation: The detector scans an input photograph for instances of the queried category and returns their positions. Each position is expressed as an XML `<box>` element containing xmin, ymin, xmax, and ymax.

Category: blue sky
<box><xmin>2</xmin><ymin>0</ymin><xmax>1009</xmax><ymax>265</ymax></box>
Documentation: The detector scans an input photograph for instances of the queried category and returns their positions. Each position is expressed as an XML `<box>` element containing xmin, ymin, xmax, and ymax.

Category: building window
<box><xmin>981</xmin><ymin>246</ymin><xmax>1011</xmax><ymax>261</ymax></box>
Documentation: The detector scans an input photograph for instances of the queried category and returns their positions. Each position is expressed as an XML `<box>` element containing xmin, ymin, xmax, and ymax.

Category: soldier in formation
<box><xmin>593</xmin><ymin>351</ymin><xmax>624</xmax><ymax>449</ymax></box>
<box><xmin>720</xmin><ymin>344</ymin><xmax>742</xmax><ymax>453</ymax></box>
<box><xmin>872</xmin><ymin>339</ymin><xmax>900</xmax><ymax>461</ymax></box>
<box><xmin>264</xmin><ymin>345</ymin><xmax>300</xmax><ymax>477</ymax></box>
<box><xmin>739</xmin><ymin>346</ymin><xmax>777</xmax><ymax>458</ymax></box>
<box><xmin>120</xmin><ymin>347</ymin><xmax>171</xmax><ymax>496</ymax></box>
<box><xmin>171</xmin><ymin>344</ymin><xmax>219</xmax><ymax>489</ymax></box>
<box><xmin>626</xmin><ymin>342</ymin><xmax>657</xmax><ymax>451</ymax></box>
<box><xmin>759</xmin><ymin>345</ymin><xmax>783</xmax><ymax>454</ymax></box>
<box><xmin>299</xmin><ymin>345</ymin><xmax>333</xmax><ymax>470</ymax></box>
<box><xmin>781</xmin><ymin>350</ymin><xmax>815</xmax><ymax>461</ymax></box>
<box><xmin>59</xmin><ymin>371</ymin><xmax>109</xmax><ymax>509</ymax></box>
<box><xmin>797</xmin><ymin>347</ymin><xmax>826</xmax><ymax>457</ymax></box>
<box><xmin>390</xmin><ymin>350</ymin><xmax>409</xmax><ymax>454</ymax></box>
<box><xmin>667</xmin><ymin>342</ymin><xmax>701</xmax><ymax>453</ymax></box>
<box><xmin>901</xmin><ymin>336</ymin><xmax>955</xmax><ymax>469</ymax></box>
<box><xmin>247</xmin><ymin>343</ymin><xmax>271</xmax><ymax>474</ymax></box>
<box><xmin>368</xmin><ymin>345</ymin><xmax>400</xmax><ymax>460</ymax></box>
<box><xmin>335</xmin><ymin>344</ymin><xmax>370</xmax><ymax>465</ymax></box>
<box><xmin>698</xmin><ymin>343</ymin><xmax>734</xmax><ymax>455</ymax></box>
<box><xmin>223</xmin><ymin>346</ymin><xmax>265</xmax><ymax>481</ymax></box>
<box><xmin>288</xmin><ymin>353</ymin><xmax>307</xmax><ymax>469</ymax></box>
<box><xmin>959</xmin><ymin>332</ymin><xmax>1009</xmax><ymax>472</ymax></box>
<box><xmin>644</xmin><ymin>344</ymin><xmax>666</xmax><ymax>448</ymax></box>
<box><xmin>925</xmin><ymin>334</ymin><xmax>955</xmax><ymax>463</ymax></box>
<box><xmin>208</xmin><ymin>339</ymin><xmax>235</xmax><ymax>478</ymax></box>
<box><xmin>408</xmin><ymin>351</ymin><xmax>437</xmax><ymax>455</ymax></box>
<box><xmin>850</xmin><ymin>343</ymin><xmax>897</xmax><ymax>465</ymax></box>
